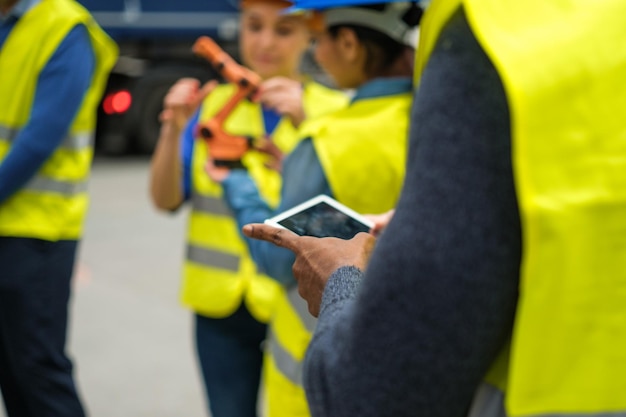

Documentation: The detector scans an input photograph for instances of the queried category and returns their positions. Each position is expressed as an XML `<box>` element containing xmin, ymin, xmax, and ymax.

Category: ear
<box><xmin>336</xmin><ymin>27</ymin><xmax>363</xmax><ymax>64</ymax></box>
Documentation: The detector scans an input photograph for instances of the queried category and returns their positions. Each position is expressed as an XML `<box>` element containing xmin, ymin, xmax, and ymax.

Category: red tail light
<box><xmin>103</xmin><ymin>90</ymin><xmax>132</xmax><ymax>115</ymax></box>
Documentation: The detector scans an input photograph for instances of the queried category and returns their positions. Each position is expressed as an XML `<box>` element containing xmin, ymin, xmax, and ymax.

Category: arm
<box><xmin>303</xmin><ymin>9</ymin><xmax>521</xmax><ymax>416</ymax></box>
<box><xmin>221</xmin><ymin>138</ymin><xmax>333</xmax><ymax>285</ymax></box>
<box><xmin>149</xmin><ymin>79</ymin><xmax>216</xmax><ymax>210</ymax></box>
<box><xmin>149</xmin><ymin>110</ymin><xmax>196</xmax><ymax>211</ymax></box>
<box><xmin>0</xmin><ymin>25</ymin><xmax>94</xmax><ymax>204</ymax></box>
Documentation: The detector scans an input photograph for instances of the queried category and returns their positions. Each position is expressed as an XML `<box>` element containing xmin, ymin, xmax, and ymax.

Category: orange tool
<box><xmin>192</xmin><ymin>36</ymin><xmax>263</xmax><ymax>168</ymax></box>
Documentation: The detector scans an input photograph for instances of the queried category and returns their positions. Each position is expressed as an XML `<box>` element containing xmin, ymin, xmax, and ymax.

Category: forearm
<box><xmin>0</xmin><ymin>139</ymin><xmax>56</xmax><ymax>204</ymax></box>
<box><xmin>150</xmin><ymin>122</ymin><xmax>184</xmax><ymax>211</ymax></box>
<box><xmin>222</xmin><ymin>170</ymin><xmax>296</xmax><ymax>285</ymax></box>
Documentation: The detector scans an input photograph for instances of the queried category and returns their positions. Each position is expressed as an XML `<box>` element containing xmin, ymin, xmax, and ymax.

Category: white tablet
<box><xmin>264</xmin><ymin>195</ymin><xmax>374</xmax><ymax>240</ymax></box>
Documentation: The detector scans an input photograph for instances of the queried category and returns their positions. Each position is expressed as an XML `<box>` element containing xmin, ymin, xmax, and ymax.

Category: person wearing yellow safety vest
<box><xmin>206</xmin><ymin>2</ymin><xmax>422</xmax><ymax>416</ymax></box>
<box><xmin>241</xmin><ymin>0</ymin><xmax>626</xmax><ymax>416</ymax></box>
<box><xmin>149</xmin><ymin>1</ymin><xmax>346</xmax><ymax>416</ymax></box>
<box><xmin>0</xmin><ymin>0</ymin><xmax>117</xmax><ymax>416</ymax></box>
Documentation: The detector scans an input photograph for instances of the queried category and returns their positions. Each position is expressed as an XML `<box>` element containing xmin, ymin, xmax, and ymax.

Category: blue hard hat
<box><xmin>286</xmin><ymin>0</ymin><xmax>423</xmax><ymax>47</ymax></box>
<box><xmin>288</xmin><ymin>0</ymin><xmax>416</xmax><ymax>11</ymax></box>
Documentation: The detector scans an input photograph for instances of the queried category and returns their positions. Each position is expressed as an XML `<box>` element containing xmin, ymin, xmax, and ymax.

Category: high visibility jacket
<box><xmin>181</xmin><ymin>82</ymin><xmax>347</xmax><ymax>322</ymax></box>
<box><xmin>0</xmin><ymin>0</ymin><xmax>118</xmax><ymax>241</ymax></box>
<box><xmin>265</xmin><ymin>92</ymin><xmax>411</xmax><ymax>417</ymax></box>
<box><xmin>418</xmin><ymin>1</ymin><xmax>626</xmax><ymax>416</ymax></box>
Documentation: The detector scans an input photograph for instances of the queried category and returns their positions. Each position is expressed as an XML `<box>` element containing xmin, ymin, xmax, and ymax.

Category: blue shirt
<box><xmin>0</xmin><ymin>0</ymin><xmax>95</xmax><ymax>204</ymax></box>
<box><xmin>221</xmin><ymin>77</ymin><xmax>413</xmax><ymax>286</ymax></box>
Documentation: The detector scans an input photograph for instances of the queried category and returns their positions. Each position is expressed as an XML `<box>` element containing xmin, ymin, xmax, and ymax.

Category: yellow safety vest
<box><xmin>419</xmin><ymin>1</ymin><xmax>626</xmax><ymax>416</ymax></box>
<box><xmin>181</xmin><ymin>82</ymin><xmax>347</xmax><ymax>323</ymax></box>
<box><xmin>0</xmin><ymin>0</ymin><xmax>118</xmax><ymax>241</ymax></box>
<box><xmin>265</xmin><ymin>92</ymin><xmax>411</xmax><ymax>417</ymax></box>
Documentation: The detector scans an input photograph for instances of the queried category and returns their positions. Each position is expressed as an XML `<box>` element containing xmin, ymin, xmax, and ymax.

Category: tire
<box><xmin>128</xmin><ymin>64</ymin><xmax>214</xmax><ymax>154</ymax></box>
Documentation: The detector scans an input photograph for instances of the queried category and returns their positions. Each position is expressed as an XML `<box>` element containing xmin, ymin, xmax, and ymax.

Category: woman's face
<box><xmin>240</xmin><ymin>2</ymin><xmax>311</xmax><ymax>80</ymax></box>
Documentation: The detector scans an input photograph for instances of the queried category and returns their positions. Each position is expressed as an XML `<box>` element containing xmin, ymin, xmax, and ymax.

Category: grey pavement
<box><xmin>1</xmin><ymin>156</ymin><xmax>208</xmax><ymax>417</ymax></box>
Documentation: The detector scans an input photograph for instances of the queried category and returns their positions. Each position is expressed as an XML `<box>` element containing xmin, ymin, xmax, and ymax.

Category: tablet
<box><xmin>264</xmin><ymin>195</ymin><xmax>374</xmax><ymax>240</ymax></box>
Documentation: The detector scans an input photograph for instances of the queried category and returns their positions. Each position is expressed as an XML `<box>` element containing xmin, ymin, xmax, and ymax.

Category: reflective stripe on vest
<box><xmin>468</xmin><ymin>384</ymin><xmax>506</xmax><ymax>417</ymax></box>
<box><xmin>265</xmin><ymin>288</ymin><xmax>317</xmax><ymax>385</ymax></box>
<box><xmin>0</xmin><ymin>124</ymin><xmax>93</xmax><ymax>151</ymax></box>
<box><xmin>186</xmin><ymin>243</ymin><xmax>240</xmax><ymax>272</ymax></box>
<box><xmin>191</xmin><ymin>192</ymin><xmax>232</xmax><ymax>217</ymax></box>
<box><xmin>468</xmin><ymin>383</ymin><xmax>626</xmax><ymax>417</ymax></box>
<box><xmin>26</xmin><ymin>176</ymin><xmax>88</xmax><ymax>196</ymax></box>
<box><xmin>287</xmin><ymin>286</ymin><xmax>316</xmax><ymax>332</ymax></box>
<box><xmin>268</xmin><ymin>328</ymin><xmax>303</xmax><ymax>386</ymax></box>
<box><xmin>187</xmin><ymin>191</ymin><xmax>240</xmax><ymax>271</ymax></box>
<box><xmin>0</xmin><ymin>124</ymin><xmax>92</xmax><ymax>197</ymax></box>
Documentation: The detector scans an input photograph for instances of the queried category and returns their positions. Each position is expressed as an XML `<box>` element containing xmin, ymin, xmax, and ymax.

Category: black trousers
<box><xmin>0</xmin><ymin>237</ymin><xmax>86</xmax><ymax>417</ymax></box>
<box><xmin>195</xmin><ymin>303</ymin><xmax>267</xmax><ymax>417</ymax></box>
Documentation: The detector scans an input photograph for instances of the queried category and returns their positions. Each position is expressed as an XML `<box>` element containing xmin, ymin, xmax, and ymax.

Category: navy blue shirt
<box><xmin>0</xmin><ymin>0</ymin><xmax>95</xmax><ymax>204</ymax></box>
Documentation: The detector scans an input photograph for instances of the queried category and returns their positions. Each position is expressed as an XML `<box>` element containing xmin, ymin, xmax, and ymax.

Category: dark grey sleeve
<box><xmin>303</xmin><ymin>8</ymin><xmax>522</xmax><ymax>417</ymax></box>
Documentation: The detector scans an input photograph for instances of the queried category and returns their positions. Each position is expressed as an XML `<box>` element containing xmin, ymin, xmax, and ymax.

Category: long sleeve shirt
<box><xmin>303</xmin><ymin>8</ymin><xmax>522</xmax><ymax>417</ymax></box>
<box><xmin>0</xmin><ymin>0</ymin><xmax>95</xmax><ymax>205</ymax></box>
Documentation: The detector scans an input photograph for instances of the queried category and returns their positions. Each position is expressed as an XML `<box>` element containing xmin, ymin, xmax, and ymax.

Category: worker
<box><xmin>0</xmin><ymin>0</ymin><xmax>118</xmax><ymax>416</ymax></box>
<box><xmin>205</xmin><ymin>2</ymin><xmax>422</xmax><ymax>415</ymax></box>
<box><xmin>242</xmin><ymin>0</ymin><xmax>626</xmax><ymax>416</ymax></box>
<box><xmin>148</xmin><ymin>1</ymin><xmax>347</xmax><ymax>416</ymax></box>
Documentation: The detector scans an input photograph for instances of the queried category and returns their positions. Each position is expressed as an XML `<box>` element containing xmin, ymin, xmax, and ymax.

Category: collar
<box><xmin>351</xmin><ymin>77</ymin><xmax>413</xmax><ymax>103</ymax></box>
<box><xmin>1</xmin><ymin>0</ymin><xmax>40</xmax><ymax>24</ymax></box>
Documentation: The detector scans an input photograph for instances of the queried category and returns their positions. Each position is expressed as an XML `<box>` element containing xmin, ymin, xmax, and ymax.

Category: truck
<box><xmin>77</xmin><ymin>0</ymin><xmax>242</xmax><ymax>154</ymax></box>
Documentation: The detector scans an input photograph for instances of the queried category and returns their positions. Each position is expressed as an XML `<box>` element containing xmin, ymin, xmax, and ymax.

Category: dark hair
<box><xmin>327</xmin><ymin>3</ymin><xmax>421</xmax><ymax>79</ymax></box>
<box><xmin>359</xmin><ymin>3</ymin><xmax>423</xmax><ymax>27</ymax></box>
<box><xmin>328</xmin><ymin>24</ymin><xmax>406</xmax><ymax>78</ymax></box>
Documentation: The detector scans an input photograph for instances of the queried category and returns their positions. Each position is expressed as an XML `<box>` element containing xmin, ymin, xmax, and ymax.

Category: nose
<box><xmin>257</xmin><ymin>28</ymin><xmax>275</xmax><ymax>50</ymax></box>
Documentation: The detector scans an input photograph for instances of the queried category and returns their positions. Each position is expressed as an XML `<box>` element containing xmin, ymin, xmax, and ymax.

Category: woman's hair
<box><xmin>327</xmin><ymin>3</ymin><xmax>422</xmax><ymax>79</ymax></box>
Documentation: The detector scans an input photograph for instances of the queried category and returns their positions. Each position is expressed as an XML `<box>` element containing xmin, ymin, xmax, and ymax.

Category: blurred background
<box><xmin>79</xmin><ymin>0</ymin><xmax>325</xmax><ymax>157</ymax></box>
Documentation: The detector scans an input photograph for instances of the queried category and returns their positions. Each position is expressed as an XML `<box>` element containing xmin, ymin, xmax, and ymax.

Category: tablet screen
<box><xmin>276</xmin><ymin>201</ymin><xmax>371</xmax><ymax>239</ymax></box>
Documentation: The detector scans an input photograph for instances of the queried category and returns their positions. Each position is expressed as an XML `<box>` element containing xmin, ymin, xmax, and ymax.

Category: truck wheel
<box><xmin>129</xmin><ymin>65</ymin><xmax>213</xmax><ymax>154</ymax></box>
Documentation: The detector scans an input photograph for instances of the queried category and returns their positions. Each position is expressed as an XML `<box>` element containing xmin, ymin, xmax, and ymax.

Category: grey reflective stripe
<box><xmin>61</xmin><ymin>132</ymin><xmax>93</xmax><ymax>151</ymax></box>
<box><xmin>467</xmin><ymin>383</ymin><xmax>626</xmax><ymax>417</ymax></box>
<box><xmin>26</xmin><ymin>176</ymin><xmax>89</xmax><ymax>196</ymax></box>
<box><xmin>186</xmin><ymin>244</ymin><xmax>240</xmax><ymax>272</ymax></box>
<box><xmin>191</xmin><ymin>193</ymin><xmax>232</xmax><ymax>217</ymax></box>
<box><xmin>468</xmin><ymin>383</ymin><xmax>506</xmax><ymax>417</ymax></box>
<box><xmin>0</xmin><ymin>124</ymin><xmax>93</xmax><ymax>151</ymax></box>
<box><xmin>267</xmin><ymin>329</ymin><xmax>303</xmax><ymax>386</ymax></box>
<box><xmin>0</xmin><ymin>125</ymin><xmax>17</xmax><ymax>141</ymax></box>
<box><xmin>287</xmin><ymin>286</ymin><xmax>317</xmax><ymax>333</ymax></box>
